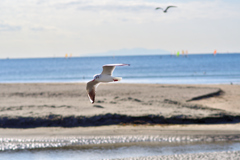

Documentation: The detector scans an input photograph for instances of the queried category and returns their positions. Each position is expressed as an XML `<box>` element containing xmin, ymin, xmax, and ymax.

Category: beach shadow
<box><xmin>93</xmin><ymin>105</ymin><xmax>104</xmax><ymax>109</ymax></box>
<box><xmin>1</xmin><ymin>112</ymin><xmax>240</xmax><ymax>128</ymax></box>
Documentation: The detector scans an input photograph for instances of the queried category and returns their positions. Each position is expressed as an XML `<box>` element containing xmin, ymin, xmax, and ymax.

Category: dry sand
<box><xmin>0</xmin><ymin>83</ymin><xmax>240</xmax><ymax>137</ymax></box>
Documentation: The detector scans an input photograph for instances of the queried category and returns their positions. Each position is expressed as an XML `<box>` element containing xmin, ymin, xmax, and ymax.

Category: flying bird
<box><xmin>86</xmin><ymin>64</ymin><xmax>130</xmax><ymax>104</ymax></box>
<box><xmin>156</xmin><ymin>6</ymin><xmax>177</xmax><ymax>13</ymax></box>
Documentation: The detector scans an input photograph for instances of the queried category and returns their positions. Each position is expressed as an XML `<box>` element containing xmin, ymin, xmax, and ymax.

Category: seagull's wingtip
<box><xmin>86</xmin><ymin>87</ymin><xmax>96</xmax><ymax>104</ymax></box>
<box><xmin>88</xmin><ymin>95</ymin><xmax>95</xmax><ymax>104</ymax></box>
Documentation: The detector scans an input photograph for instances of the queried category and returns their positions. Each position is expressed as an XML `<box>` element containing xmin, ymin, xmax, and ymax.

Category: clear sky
<box><xmin>0</xmin><ymin>0</ymin><xmax>240</xmax><ymax>58</ymax></box>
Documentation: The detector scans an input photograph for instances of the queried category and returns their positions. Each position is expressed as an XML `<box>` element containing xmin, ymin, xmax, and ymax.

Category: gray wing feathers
<box><xmin>101</xmin><ymin>64</ymin><xmax>130</xmax><ymax>75</ymax></box>
<box><xmin>101</xmin><ymin>66</ymin><xmax>116</xmax><ymax>75</ymax></box>
<box><xmin>86</xmin><ymin>80</ymin><xmax>100</xmax><ymax>103</ymax></box>
<box><xmin>165</xmin><ymin>6</ymin><xmax>176</xmax><ymax>11</ymax></box>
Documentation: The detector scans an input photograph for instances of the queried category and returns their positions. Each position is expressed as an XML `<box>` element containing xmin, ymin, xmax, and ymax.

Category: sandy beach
<box><xmin>0</xmin><ymin>83</ymin><xmax>240</xmax><ymax>136</ymax></box>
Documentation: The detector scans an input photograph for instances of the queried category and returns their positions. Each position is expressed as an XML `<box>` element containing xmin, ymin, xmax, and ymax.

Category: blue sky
<box><xmin>0</xmin><ymin>0</ymin><xmax>240</xmax><ymax>58</ymax></box>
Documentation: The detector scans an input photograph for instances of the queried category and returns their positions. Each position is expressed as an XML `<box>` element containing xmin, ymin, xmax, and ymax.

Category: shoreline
<box><xmin>1</xmin><ymin>124</ymin><xmax>240</xmax><ymax>152</ymax></box>
<box><xmin>1</xmin><ymin>124</ymin><xmax>240</xmax><ymax>151</ymax></box>
<box><xmin>1</xmin><ymin>123</ymin><xmax>240</xmax><ymax>138</ymax></box>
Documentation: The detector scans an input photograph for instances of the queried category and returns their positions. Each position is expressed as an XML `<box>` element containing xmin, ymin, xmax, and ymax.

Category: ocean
<box><xmin>1</xmin><ymin>53</ymin><xmax>240</xmax><ymax>84</ymax></box>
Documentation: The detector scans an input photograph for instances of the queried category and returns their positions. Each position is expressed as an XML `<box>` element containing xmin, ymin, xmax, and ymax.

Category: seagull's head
<box><xmin>93</xmin><ymin>74</ymin><xmax>101</xmax><ymax>81</ymax></box>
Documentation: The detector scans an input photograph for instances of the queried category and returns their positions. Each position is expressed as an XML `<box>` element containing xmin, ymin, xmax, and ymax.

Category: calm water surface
<box><xmin>1</xmin><ymin>54</ymin><xmax>240</xmax><ymax>84</ymax></box>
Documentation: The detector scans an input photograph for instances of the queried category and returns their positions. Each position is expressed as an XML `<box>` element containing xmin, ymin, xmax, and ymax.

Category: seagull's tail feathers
<box><xmin>113</xmin><ymin>77</ymin><xmax>122</xmax><ymax>82</ymax></box>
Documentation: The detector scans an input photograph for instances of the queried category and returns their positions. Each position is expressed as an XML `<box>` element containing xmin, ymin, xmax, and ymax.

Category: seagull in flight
<box><xmin>86</xmin><ymin>64</ymin><xmax>130</xmax><ymax>104</ymax></box>
<box><xmin>156</xmin><ymin>6</ymin><xmax>177</xmax><ymax>13</ymax></box>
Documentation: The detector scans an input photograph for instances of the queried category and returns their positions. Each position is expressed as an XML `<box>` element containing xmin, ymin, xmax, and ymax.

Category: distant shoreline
<box><xmin>1</xmin><ymin>52</ymin><xmax>240</xmax><ymax>60</ymax></box>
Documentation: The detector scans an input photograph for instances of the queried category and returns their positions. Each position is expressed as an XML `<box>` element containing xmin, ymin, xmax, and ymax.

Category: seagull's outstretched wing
<box><xmin>101</xmin><ymin>64</ymin><xmax>130</xmax><ymax>76</ymax></box>
<box><xmin>155</xmin><ymin>7</ymin><xmax>162</xmax><ymax>10</ymax></box>
<box><xmin>165</xmin><ymin>6</ymin><xmax>177</xmax><ymax>12</ymax></box>
<box><xmin>86</xmin><ymin>80</ymin><xmax>100</xmax><ymax>104</ymax></box>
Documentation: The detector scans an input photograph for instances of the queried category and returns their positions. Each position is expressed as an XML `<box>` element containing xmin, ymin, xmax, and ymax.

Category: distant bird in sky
<box><xmin>156</xmin><ymin>6</ymin><xmax>177</xmax><ymax>13</ymax></box>
<box><xmin>86</xmin><ymin>64</ymin><xmax>130</xmax><ymax>104</ymax></box>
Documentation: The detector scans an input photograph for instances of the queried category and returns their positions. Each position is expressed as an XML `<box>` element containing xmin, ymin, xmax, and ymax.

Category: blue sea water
<box><xmin>1</xmin><ymin>53</ymin><xmax>240</xmax><ymax>84</ymax></box>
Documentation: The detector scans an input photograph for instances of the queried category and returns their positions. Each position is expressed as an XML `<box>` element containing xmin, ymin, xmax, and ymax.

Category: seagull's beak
<box><xmin>92</xmin><ymin>79</ymin><xmax>95</xmax><ymax>82</ymax></box>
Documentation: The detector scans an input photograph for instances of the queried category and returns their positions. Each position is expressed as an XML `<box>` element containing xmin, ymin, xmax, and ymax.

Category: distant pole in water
<box><xmin>213</xmin><ymin>50</ymin><xmax>217</xmax><ymax>56</ymax></box>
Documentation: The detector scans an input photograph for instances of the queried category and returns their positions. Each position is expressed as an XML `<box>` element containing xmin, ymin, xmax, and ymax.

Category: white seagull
<box><xmin>86</xmin><ymin>64</ymin><xmax>130</xmax><ymax>104</ymax></box>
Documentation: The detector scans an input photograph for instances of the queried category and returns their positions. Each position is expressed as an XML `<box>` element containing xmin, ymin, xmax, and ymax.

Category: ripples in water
<box><xmin>1</xmin><ymin>135</ymin><xmax>240</xmax><ymax>151</ymax></box>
